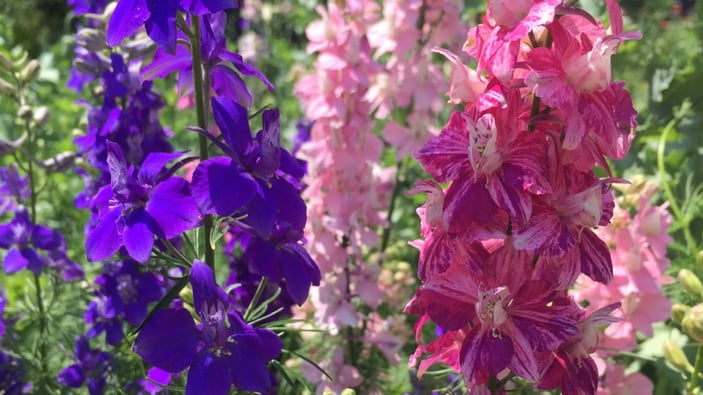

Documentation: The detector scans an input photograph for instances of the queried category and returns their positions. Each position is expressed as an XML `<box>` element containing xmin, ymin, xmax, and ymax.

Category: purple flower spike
<box><xmin>134</xmin><ymin>260</ymin><xmax>283</xmax><ymax>395</ymax></box>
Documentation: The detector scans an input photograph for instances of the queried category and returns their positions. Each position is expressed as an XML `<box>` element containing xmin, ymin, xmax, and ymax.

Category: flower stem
<box><xmin>189</xmin><ymin>16</ymin><xmax>215</xmax><ymax>269</ymax></box>
<box><xmin>690</xmin><ymin>346</ymin><xmax>703</xmax><ymax>392</ymax></box>
<box><xmin>380</xmin><ymin>158</ymin><xmax>405</xmax><ymax>255</ymax></box>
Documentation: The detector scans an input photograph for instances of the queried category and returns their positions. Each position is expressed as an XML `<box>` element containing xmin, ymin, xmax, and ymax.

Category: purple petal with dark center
<box><xmin>138</xmin><ymin>151</ymin><xmax>187</xmax><ymax>185</ymax></box>
<box><xmin>225</xmin><ymin>343</ymin><xmax>272</xmax><ymax>394</ymax></box>
<box><xmin>133</xmin><ymin>308</ymin><xmax>199</xmax><ymax>373</ymax></box>
<box><xmin>123</xmin><ymin>208</ymin><xmax>155</xmax><ymax>263</ymax></box>
<box><xmin>185</xmin><ymin>350</ymin><xmax>231</xmax><ymax>395</ymax></box>
<box><xmin>57</xmin><ymin>364</ymin><xmax>85</xmax><ymax>388</ymax></box>
<box><xmin>211</xmin><ymin>97</ymin><xmax>252</xmax><ymax>158</ymax></box>
<box><xmin>147</xmin><ymin>177</ymin><xmax>200</xmax><ymax>238</ymax></box>
<box><xmin>106</xmin><ymin>0</ymin><xmax>150</xmax><ymax>47</ymax></box>
<box><xmin>85</xmin><ymin>208</ymin><xmax>123</xmax><ymax>262</ymax></box>
<box><xmin>145</xmin><ymin>0</ymin><xmax>178</xmax><ymax>53</ymax></box>
<box><xmin>190</xmin><ymin>157</ymin><xmax>258</xmax><ymax>216</ymax></box>
<box><xmin>3</xmin><ymin>248</ymin><xmax>28</xmax><ymax>273</ymax></box>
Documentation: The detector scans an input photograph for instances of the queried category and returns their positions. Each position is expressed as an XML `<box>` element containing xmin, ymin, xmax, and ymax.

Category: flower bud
<box><xmin>672</xmin><ymin>303</ymin><xmax>691</xmax><ymax>324</ymax></box>
<box><xmin>19</xmin><ymin>59</ymin><xmax>40</xmax><ymax>84</ymax></box>
<box><xmin>76</xmin><ymin>28</ymin><xmax>107</xmax><ymax>52</ymax></box>
<box><xmin>32</xmin><ymin>106</ymin><xmax>49</xmax><ymax>129</ymax></box>
<box><xmin>663</xmin><ymin>339</ymin><xmax>692</xmax><ymax>373</ymax></box>
<box><xmin>0</xmin><ymin>78</ymin><xmax>15</xmax><ymax>96</ymax></box>
<box><xmin>17</xmin><ymin>105</ymin><xmax>33</xmax><ymax>121</ymax></box>
<box><xmin>12</xmin><ymin>51</ymin><xmax>28</xmax><ymax>70</ymax></box>
<box><xmin>0</xmin><ymin>52</ymin><xmax>14</xmax><ymax>72</ymax></box>
<box><xmin>340</xmin><ymin>390</ymin><xmax>356</xmax><ymax>395</ymax></box>
<box><xmin>682</xmin><ymin>304</ymin><xmax>703</xmax><ymax>343</ymax></box>
<box><xmin>678</xmin><ymin>269</ymin><xmax>703</xmax><ymax>301</ymax></box>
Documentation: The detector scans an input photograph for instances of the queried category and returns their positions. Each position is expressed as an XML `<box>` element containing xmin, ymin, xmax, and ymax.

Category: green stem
<box><xmin>189</xmin><ymin>16</ymin><xmax>215</xmax><ymax>269</ymax></box>
<box><xmin>657</xmin><ymin>119</ymin><xmax>696</xmax><ymax>251</ymax></box>
<box><xmin>689</xmin><ymin>346</ymin><xmax>703</xmax><ymax>392</ymax></box>
<box><xmin>243</xmin><ymin>276</ymin><xmax>269</xmax><ymax>321</ymax></box>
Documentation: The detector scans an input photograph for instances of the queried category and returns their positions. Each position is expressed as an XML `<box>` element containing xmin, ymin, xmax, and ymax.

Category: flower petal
<box><xmin>106</xmin><ymin>0</ymin><xmax>150</xmax><ymax>47</ymax></box>
<box><xmin>123</xmin><ymin>208</ymin><xmax>155</xmax><ymax>263</ymax></box>
<box><xmin>147</xmin><ymin>177</ymin><xmax>200</xmax><ymax>238</ymax></box>
<box><xmin>211</xmin><ymin>97</ymin><xmax>252</xmax><ymax>158</ymax></box>
<box><xmin>185</xmin><ymin>350</ymin><xmax>231</xmax><ymax>395</ymax></box>
<box><xmin>133</xmin><ymin>308</ymin><xmax>199</xmax><ymax>373</ymax></box>
<box><xmin>190</xmin><ymin>157</ymin><xmax>258</xmax><ymax>216</ymax></box>
<box><xmin>225</xmin><ymin>343</ymin><xmax>272</xmax><ymax>394</ymax></box>
<box><xmin>3</xmin><ymin>248</ymin><xmax>28</xmax><ymax>274</ymax></box>
<box><xmin>85</xmin><ymin>208</ymin><xmax>123</xmax><ymax>262</ymax></box>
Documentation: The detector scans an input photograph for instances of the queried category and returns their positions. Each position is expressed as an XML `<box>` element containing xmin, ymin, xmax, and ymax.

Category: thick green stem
<box><xmin>689</xmin><ymin>346</ymin><xmax>703</xmax><ymax>392</ymax></box>
<box><xmin>189</xmin><ymin>16</ymin><xmax>215</xmax><ymax>269</ymax></box>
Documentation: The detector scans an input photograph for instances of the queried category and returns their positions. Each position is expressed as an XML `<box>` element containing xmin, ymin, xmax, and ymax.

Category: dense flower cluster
<box><xmin>405</xmin><ymin>0</ymin><xmax>642</xmax><ymax>392</ymax></box>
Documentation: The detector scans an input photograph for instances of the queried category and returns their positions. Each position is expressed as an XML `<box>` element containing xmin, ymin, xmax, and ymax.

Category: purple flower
<box><xmin>106</xmin><ymin>0</ymin><xmax>238</xmax><ymax>52</ymax></box>
<box><xmin>84</xmin><ymin>259</ymin><xmax>164</xmax><ymax>345</ymax></box>
<box><xmin>133</xmin><ymin>260</ymin><xmax>283</xmax><ymax>395</ymax></box>
<box><xmin>0</xmin><ymin>208</ymin><xmax>62</xmax><ymax>275</ymax></box>
<box><xmin>0</xmin><ymin>166</ymin><xmax>29</xmax><ymax>215</ymax></box>
<box><xmin>0</xmin><ymin>351</ymin><xmax>30</xmax><ymax>395</ymax></box>
<box><xmin>57</xmin><ymin>336</ymin><xmax>113</xmax><ymax>395</ymax></box>
<box><xmin>85</xmin><ymin>142</ymin><xmax>200</xmax><ymax>263</ymax></box>
<box><xmin>141</xmin><ymin>12</ymin><xmax>273</xmax><ymax>108</ymax></box>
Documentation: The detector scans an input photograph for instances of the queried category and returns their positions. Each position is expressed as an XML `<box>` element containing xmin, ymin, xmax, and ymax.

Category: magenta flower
<box><xmin>406</xmin><ymin>240</ymin><xmax>581</xmax><ymax>386</ymax></box>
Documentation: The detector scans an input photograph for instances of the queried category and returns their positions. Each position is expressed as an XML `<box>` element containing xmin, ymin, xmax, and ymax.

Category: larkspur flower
<box><xmin>106</xmin><ymin>0</ymin><xmax>238</xmax><ymax>52</ymax></box>
<box><xmin>57</xmin><ymin>336</ymin><xmax>113</xmax><ymax>395</ymax></box>
<box><xmin>85</xmin><ymin>142</ymin><xmax>199</xmax><ymax>263</ymax></box>
<box><xmin>141</xmin><ymin>12</ymin><xmax>274</xmax><ymax>108</ymax></box>
<box><xmin>0</xmin><ymin>208</ymin><xmax>64</xmax><ymax>275</ymax></box>
<box><xmin>0</xmin><ymin>166</ymin><xmax>29</xmax><ymax>215</ymax></box>
<box><xmin>133</xmin><ymin>260</ymin><xmax>283</xmax><ymax>395</ymax></box>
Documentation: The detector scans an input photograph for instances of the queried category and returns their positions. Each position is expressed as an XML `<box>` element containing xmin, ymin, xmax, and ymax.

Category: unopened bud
<box><xmin>663</xmin><ymin>339</ymin><xmax>692</xmax><ymax>373</ymax></box>
<box><xmin>17</xmin><ymin>105</ymin><xmax>33</xmax><ymax>121</ymax></box>
<box><xmin>0</xmin><ymin>52</ymin><xmax>14</xmax><ymax>72</ymax></box>
<box><xmin>672</xmin><ymin>304</ymin><xmax>691</xmax><ymax>324</ymax></box>
<box><xmin>678</xmin><ymin>269</ymin><xmax>703</xmax><ymax>301</ymax></box>
<box><xmin>340</xmin><ymin>390</ymin><xmax>356</xmax><ymax>395</ymax></box>
<box><xmin>12</xmin><ymin>51</ymin><xmax>28</xmax><ymax>70</ymax></box>
<box><xmin>33</xmin><ymin>106</ymin><xmax>49</xmax><ymax>128</ymax></box>
<box><xmin>41</xmin><ymin>152</ymin><xmax>76</xmax><ymax>172</ymax></box>
<box><xmin>179</xmin><ymin>287</ymin><xmax>194</xmax><ymax>306</ymax></box>
<box><xmin>0</xmin><ymin>78</ymin><xmax>15</xmax><ymax>96</ymax></box>
<box><xmin>682</xmin><ymin>304</ymin><xmax>703</xmax><ymax>343</ymax></box>
<box><xmin>19</xmin><ymin>59</ymin><xmax>40</xmax><ymax>84</ymax></box>
<box><xmin>76</xmin><ymin>28</ymin><xmax>107</xmax><ymax>52</ymax></box>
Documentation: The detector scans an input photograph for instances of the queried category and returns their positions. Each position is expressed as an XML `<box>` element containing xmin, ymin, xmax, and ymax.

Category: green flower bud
<box><xmin>0</xmin><ymin>78</ymin><xmax>15</xmax><ymax>96</ymax></box>
<box><xmin>12</xmin><ymin>51</ymin><xmax>28</xmax><ymax>69</ymax></box>
<box><xmin>682</xmin><ymin>304</ymin><xmax>703</xmax><ymax>343</ymax></box>
<box><xmin>678</xmin><ymin>269</ymin><xmax>703</xmax><ymax>301</ymax></box>
<box><xmin>672</xmin><ymin>303</ymin><xmax>692</xmax><ymax>324</ymax></box>
<box><xmin>322</xmin><ymin>390</ymin><xmax>335</xmax><ymax>395</ymax></box>
<box><xmin>340</xmin><ymin>389</ymin><xmax>356</xmax><ymax>395</ymax></box>
<box><xmin>32</xmin><ymin>106</ymin><xmax>49</xmax><ymax>129</ymax></box>
<box><xmin>663</xmin><ymin>339</ymin><xmax>693</xmax><ymax>373</ymax></box>
<box><xmin>0</xmin><ymin>52</ymin><xmax>14</xmax><ymax>72</ymax></box>
<box><xmin>17</xmin><ymin>105</ymin><xmax>33</xmax><ymax>121</ymax></box>
<box><xmin>179</xmin><ymin>286</ymin><xmax>194</xmax><ymax>306</ymax></box>
<box><xmin>19</xmin><ymin>59</ymin><xmax>40</xmax><ymax>84</ymax></box>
